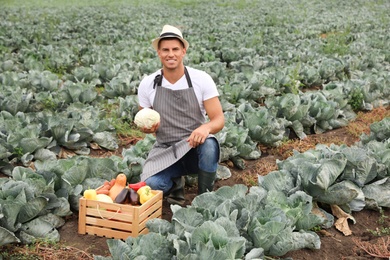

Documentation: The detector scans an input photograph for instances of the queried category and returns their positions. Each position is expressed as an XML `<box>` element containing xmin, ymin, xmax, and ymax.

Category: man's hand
<box><xmin>141</xmin><ymin>122</ymin><xmax>160</xmax><ymax>133</ymax></box>
<box><xmin>187</xmin><ymin>125</ymin><xmax>209</xmax><ymax>148</ymax></box>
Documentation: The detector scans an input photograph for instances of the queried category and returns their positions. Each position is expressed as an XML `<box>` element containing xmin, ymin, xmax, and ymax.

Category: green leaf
<box><xmin>19</xmin><ymin>217</ymin><xmax>60</xmax><ymax>244</ymax></box>
<box><xmin>17</xmin><ymin>196</ymin><xmax>48</xmax><ymax>224</ymax></box>
<box><xmin>0</xmin><ymin>227</ymin><xmax>20</xmax><ymax>246</ymax></box>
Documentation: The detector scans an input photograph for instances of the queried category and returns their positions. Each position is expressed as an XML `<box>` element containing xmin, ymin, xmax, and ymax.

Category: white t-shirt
<box><xmin>137</xmin><ymin>66</ymin><xmax>219</xmax><ymax>115</ymax></box>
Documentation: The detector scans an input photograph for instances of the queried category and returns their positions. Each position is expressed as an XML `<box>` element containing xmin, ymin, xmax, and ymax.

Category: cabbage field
<box><xmin>1</xmin><ymin>0</ymin><xmax>390</xmax><ymax>258</ymax></box>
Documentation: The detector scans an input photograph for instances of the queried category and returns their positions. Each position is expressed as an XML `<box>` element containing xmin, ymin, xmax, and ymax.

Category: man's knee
<box><xmin>198</xmin><ymin>138</ymin><xmax>219</xmax><ymax>172</ymax></box>
<box><xmin>145</xmin><ymin>176</ymin><xmax>172</xmax><ymax>194</ymax></box>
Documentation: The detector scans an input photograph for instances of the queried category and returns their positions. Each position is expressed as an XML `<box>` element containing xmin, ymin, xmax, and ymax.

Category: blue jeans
<box><xmin>145</xmin><ymin>137</ymin><xmax>219</xmax><ymax>194</ymax></box>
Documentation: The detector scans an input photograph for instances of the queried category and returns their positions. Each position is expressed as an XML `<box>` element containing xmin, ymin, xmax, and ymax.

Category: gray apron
<box><xmin>140</xmin><ymin>67</ymin><xmax>206</xmax><ymax>181</ymax></box>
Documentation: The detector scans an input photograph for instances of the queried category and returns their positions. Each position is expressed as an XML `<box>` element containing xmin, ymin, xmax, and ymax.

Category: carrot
<box><xmin>102</xmin><ymin>184</ymin><xmax>111</xmax><ymax>190</ymax></box>
<box><xmin>96</xmin><ymin>189</ymin><xmax>110</xmax><ymax>195</ymax></box>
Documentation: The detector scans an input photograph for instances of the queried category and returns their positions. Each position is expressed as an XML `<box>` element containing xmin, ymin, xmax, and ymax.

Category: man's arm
<box><xmin>187</xmin><ymin>96</ymin><xmax>224</xmax><ymax>147</ymax></box>
<box><xmin>203</xmin><ymin>97</ymin><xmax>225</xmax><ymax>134</ymax></box>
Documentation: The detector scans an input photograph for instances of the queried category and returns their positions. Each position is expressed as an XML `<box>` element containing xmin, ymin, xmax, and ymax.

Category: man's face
<box><xmin>157</xmin><ymin>38</ymin><xmax>186</xmax><ymax>70</ymax></box>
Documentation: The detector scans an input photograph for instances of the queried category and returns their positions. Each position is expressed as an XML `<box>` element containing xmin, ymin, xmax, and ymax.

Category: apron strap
<box><xmin>153</xmin><ymin>69</ymin><xmax>163</xmax><ymax>89</ymax></box>
<box><xmin>184</xmin><ymin>67</ymin><xmax>193</xmax><ymax>88</ymax></box>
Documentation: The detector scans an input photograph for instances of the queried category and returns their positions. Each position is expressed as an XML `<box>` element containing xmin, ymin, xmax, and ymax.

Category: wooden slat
<box><xmin>139</xmin><ymin>228</ymin><xmax>149</xmax><ymax>236</ymax></box>
<box><xmin>85</xmin><ymin>226</ymin><xmax>132</xmax><ymax>240</ymax></box>
<box><xmin>138</xmin><ymin>199</ymin><xmax>163</xmax><ymax>222</ymax></box>
<box><xmin>138</xmin><ymin>208</ymin><xmax>163</xmax><ymax>231</ymax></box>
<box><xmin>133</xmin><ymin>203</ymin><xmax>140</xmax><ymax>236</ymax></box>
<box><xmin>86</xmin><ymin>207</ymin><xmax>134</xmax><ymax>222</ymax></box>
<box><xmin>85</xmin><ymin>200</ymin><xmax>135</xmax><ymax>215</ymax></box>
<box><xmin>85</xmin><ymin>216</ymin><xmax>133</xmax><ymax>231</ymax></box>
<box><xmin>78</xmin><ymin>198</ymin><xmax>87</xmax><ymax>234</ymax></box>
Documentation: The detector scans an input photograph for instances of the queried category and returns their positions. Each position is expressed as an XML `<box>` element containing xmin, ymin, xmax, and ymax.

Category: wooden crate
<box><xmin>78</xmin><ymin>190</ymin><xmax>163</xmax><ymax>240</ymax></box>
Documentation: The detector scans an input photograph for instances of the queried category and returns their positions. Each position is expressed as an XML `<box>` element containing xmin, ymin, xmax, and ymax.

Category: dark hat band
<box><xmin>160</xmin><ymin>32</ymin><xmax>181</xmax><ymax>38</ymax></box>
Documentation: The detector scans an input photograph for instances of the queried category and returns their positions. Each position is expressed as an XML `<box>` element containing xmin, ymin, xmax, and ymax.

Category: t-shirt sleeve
<box><xmin>137</xmin><ymin>76</ymin><xmax>153</xmax><ymax>108</ymax></box>
<box><xmin>202</xmin><ymin>72</ymin><xmax>220</xmax><ymax>101</ymax></box>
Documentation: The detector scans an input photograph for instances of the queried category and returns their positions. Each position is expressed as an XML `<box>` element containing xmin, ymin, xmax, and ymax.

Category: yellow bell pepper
<box><xmin>83</xmin><ymin>189</ymin><xmax>97</xmax><ymax>200</ymax></box>
<box><xmin>137</xmin><ymin>185</ymin><xmax>155</xmax><ymax>204</ymax></box>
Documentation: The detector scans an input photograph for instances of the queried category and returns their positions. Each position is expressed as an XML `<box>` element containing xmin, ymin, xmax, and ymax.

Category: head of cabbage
<box><xmin>134</xmin><ymin>108</ymin><xmax>160</xmax><ymax>129</ymax></box>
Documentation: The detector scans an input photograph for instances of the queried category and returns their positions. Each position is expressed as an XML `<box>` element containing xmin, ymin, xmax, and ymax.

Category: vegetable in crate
<box><xmin>108</xmin><ymin>173</ymin><xmax>127</xmax><ymax>200</ymax></box>
<box><xmin>128</xmin><ymin>181</ymin><xmax>147</xmax><ymax>192</ymax></box>
<box><xmin>114</xmin><ymin>188</ymin><xmax>130</xmax><ymax>204</ymax></box>
<box><xmin>96</xmin><ymin>194</ymin><xmax>114</xmax><ymax>203</ymax></box>
<box><xmin>137</xmin><ymin>185</ymin><xmax>155</xmax><ymax>204</ymax></box>
<box><xmin>97</xmin><ymin>179</ymin><xmax>116</xmax><ymax>195</ymax></box>
<box><xmin>83</xmin><ymin>189</ymin><xmax>97</xmax><ymax>200</ymax></box>
<box><xmin>129</xmin><ymin>188</ymin><xmax>140</xmax><ymax>205</ymax></box>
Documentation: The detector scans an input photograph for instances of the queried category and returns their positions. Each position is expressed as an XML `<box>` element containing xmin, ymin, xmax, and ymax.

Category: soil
<box><xmin>2</xmin><ymin>107</ymin><xmax>390</xmax><ymax>259</ymax></box>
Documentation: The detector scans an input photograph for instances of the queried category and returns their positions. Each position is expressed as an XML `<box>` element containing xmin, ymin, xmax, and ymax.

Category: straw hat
<box><xmin>151</xmin><ymin>25</ymin><xmax>189</xmax><ymax>51</ymax></box>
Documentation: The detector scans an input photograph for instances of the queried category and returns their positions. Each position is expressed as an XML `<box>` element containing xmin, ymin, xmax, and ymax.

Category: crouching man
<box><xmin>136</xmin><ymin>25</ymin><xmax>225</xmax><ymax>205</ymax></box>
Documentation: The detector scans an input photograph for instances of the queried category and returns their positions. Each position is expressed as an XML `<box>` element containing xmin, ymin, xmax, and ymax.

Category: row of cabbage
<box><xmin>1</xmin><ymin>0</ymin><xmax>389</xmax><ymax>172</ymax></box>
<box><xmin>2</xmin><ymin>117</ymin><xmax>389</xmax><ymax>258</ymax></box>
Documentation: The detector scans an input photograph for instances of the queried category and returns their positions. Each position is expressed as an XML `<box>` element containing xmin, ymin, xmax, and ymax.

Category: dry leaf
<box><xmin>331</xmin><ymin>204</ymin><xmax>356</xmax><ymax>236</ymax></box>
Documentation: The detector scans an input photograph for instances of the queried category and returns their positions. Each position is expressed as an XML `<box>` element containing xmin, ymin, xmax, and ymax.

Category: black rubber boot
<box><xmin>166</xmin><ymin>176</ymin><xmax>186</xmax><ymax>206</ymax></box>
<box><xmin>197</xmin><ymin>169</ymin><xmax>216</xmax><ymax>194</ymax></box>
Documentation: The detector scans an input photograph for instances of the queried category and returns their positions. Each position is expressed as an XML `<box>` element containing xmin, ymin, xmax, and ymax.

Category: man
<box><xmin>137</xmin><ymin>24</ymin><xmax>225</xmax><ymax>205</ymax></box>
